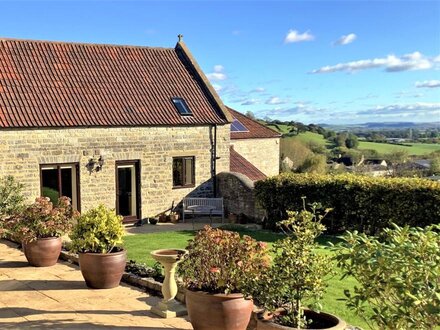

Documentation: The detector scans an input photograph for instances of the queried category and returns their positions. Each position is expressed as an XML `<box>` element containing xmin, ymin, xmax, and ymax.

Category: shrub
<box><xmin>0</xmin><ymin>176</ymin><xmax>25</xmax><ymax>237</ymax></box>
<box><xmin>245</xmin><ymin>201</ymin><xmax>333</xmax><ymax>328</ymax></box>
<box><xmin>69</xmin><ymin>204</ymin><xmax>124</xmax><ymax>253</ymax></box>
<box><xmin>178</xmin><ymin>225</ymin><xmax>270</xmax><ymax>294</ymax></box>
<box><xmin>333</xmin><ymin>223</ymin><xmax>440</xmax><ymax>329</ymax></box>
<box><xmin>9</xmin><ymin>196</ymin><xmax>78</xmax><ymax>243</ymax></box>
<box><xmin>255</xmin><ymin>173</ymin><xmax>440</xmax><ymax>232</ymax></box>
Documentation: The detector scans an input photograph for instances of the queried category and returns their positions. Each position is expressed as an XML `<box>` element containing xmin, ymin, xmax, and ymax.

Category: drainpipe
<box><xmin>211</xmin><ymin>124</ymin><xmax>218</xmax><ymax>197</ymax></box>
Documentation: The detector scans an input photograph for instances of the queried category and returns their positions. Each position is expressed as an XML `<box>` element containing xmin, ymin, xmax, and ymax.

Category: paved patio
<box><xmin>0</xmin><ymin>240</ymin><xmax>192</xmax><ymax>329</ymax></box>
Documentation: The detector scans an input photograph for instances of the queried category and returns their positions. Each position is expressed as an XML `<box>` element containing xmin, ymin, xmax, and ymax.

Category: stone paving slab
<box><xmin>0</xmin><ymin>240</ymin><xmax>193</xmax><ymax>329</ymax></box>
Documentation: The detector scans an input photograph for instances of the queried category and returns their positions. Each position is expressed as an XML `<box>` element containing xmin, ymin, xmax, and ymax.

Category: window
<box><xmin>172</xmin><ymin>97</ymin><xmax>192</xmax><ymax>116</ymax></box>
<box><xmin>40</xmin><ymin>164</ymin><xmax>79</xmax><ymax>210</ymax></box>
<box><xmin>173</xmin><ymin>157</ymin><xmax>195</xmax><ymax>188</ymax></box>
<box><xmin>231</xmin><ymin>118</ymin><xmax>249</xmax><ymax>132</ymax></box>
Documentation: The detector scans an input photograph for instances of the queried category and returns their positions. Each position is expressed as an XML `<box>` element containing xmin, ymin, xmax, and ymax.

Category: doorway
<box><xmin>116</xmin><ymin>161</ymin><xmax>140</xmax><ymax>223</ymax></box>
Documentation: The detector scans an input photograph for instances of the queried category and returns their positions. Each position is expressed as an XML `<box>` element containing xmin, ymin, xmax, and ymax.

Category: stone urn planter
<box><xmin>186</xmin><ymin>290</ymin><xmax>253</xmax><ymax>330</ymax></box>
<box><xmin>23</xmin><ymin>237</ymin><xmax>62</xmax><ymax>267</ymax></box>
<box><xmin>150</xmin><ymin>248</ymin><xmax>188</xmax><ymax>318</ymax></box>
<box><xmin>79</xmin><ymin>250</ymin><xmax>127</xmax><ymax>289</ymax></box>
<box><xmin>256</xmin><ymin>309</ymin><xmax>347</xmax><ymax>330</ymax></box>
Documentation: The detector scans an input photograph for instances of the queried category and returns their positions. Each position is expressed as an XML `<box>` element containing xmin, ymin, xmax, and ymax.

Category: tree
<box><xmin>297</xmin><ymin>154</ymin><xmax>327</xmax><ymax>174</ymax></box>
<box><xmin>245</xmin><ymin>111</ymin><xmax>256</xmax><ymax>120</ymax></box>
<box><xmin>384</xmin><ymin>150</ymin><xmax>409</xmax><ymax>176</ymax></box>
<box><xmin>345</xmin><ymin>133</ymin><xmax>359</xmax><ymax>149</ymax></box>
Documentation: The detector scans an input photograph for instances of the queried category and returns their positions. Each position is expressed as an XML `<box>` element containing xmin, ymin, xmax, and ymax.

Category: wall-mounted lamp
<box><xmin>87</xmin><ymin>155</ymin><xmax>105</xmax><ymax>172</ymax></box>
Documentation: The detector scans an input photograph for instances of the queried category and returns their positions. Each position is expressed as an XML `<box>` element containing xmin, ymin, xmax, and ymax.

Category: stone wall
<box><xmin>0</xmin><ymin>125</ymin><xmax>230</xmax><ymax>218</ymax></box>
<box><xmin>231</xmin><ymin>138</ymin><xmax>280</xmax><ymax>177</ymax></box>
<box><xmin>216</xmin><ymin>172</ymin><xmax>265</xmax><ymax>221</ymax></box>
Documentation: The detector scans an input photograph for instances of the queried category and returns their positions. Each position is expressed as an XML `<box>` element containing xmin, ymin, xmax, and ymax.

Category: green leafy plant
<box><xmin>8</xmin><ymin>196</ymin><xmax>78</xmax><ymax>243</ymax></box>
<box><xmin>246</xmin><ymin>200</ymin><xmax>333</xmax><ymax>328</ymax></box>
<box><xmin>125</xmin><ymin>260</ymin><xmax>164</xmax><ymax>282</ymax></box>
<box><xmin>0</xmin><ymin>176</ymin><xmax>25</xmax><ymax>237</ymax></box>
<box><xmin>69</xmin><ymin>204</ymin><xmax>124</xmax><ymax>253</ymax></box>
<box><xmin>333</xmin><ymin>223</ymin><xmax>440</xmax><ymax>330</ymax></box>
<box><xmin>178</xmin><ymin>225</ymin><xmax>270</xmax><ymax>294</ymax></box>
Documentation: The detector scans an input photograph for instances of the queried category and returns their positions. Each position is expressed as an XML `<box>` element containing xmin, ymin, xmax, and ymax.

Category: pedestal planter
<box><xmin>150</xmin><ymin>248</ymin><xmax>187</xmax><ymax>318</ymax></box>
<box><xmin>23</xmin><ymin>237</ymin><xmax>62</xmax><ymax>267</ymax></box>
<box><xmin>256</xmin><ymin>310</ymin><xmax>347</xmax><ymax>330</ymax></box>
<box><xmin>79</xmin><ymin>250</ymin><xmax>126</xmax><ymax>289</ymax></box>
<box><xmin>185</xmin><ymin>290</ymin><xmax>253</xmax><ymax>330</ymax></box>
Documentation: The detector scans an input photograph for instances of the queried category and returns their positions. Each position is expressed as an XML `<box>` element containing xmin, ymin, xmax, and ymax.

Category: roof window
<box><xmin>231</xmin><ymin>118</ymin><xmax>249</xmax><ymax>132</ymax></box>
<box><xmin>172</xmin><ymin>97</ymin><xmax>192</xmax><ymax>116</ymax></box>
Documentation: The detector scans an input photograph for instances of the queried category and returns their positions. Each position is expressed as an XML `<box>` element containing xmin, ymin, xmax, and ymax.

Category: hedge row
<box><xmin>255</xmin><ymin>173</ymin><xmax>440</xmax><ymax>233</ymax></box>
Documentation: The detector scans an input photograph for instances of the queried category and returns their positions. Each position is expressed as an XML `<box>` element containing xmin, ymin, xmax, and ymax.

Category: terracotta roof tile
<box><xmin>0</xmin><ymin>38</ymin><xmax>228</xmax><ymax>128</ymax></box>
<box><xmin>227</xmin><ymin>107</ymin><xmax>281</xmax><ymax>140</ymax></box>
<box><xmin>230</xmin><ymin>146</ymin><xmax>266</xmax><ymax>182</ymax></box>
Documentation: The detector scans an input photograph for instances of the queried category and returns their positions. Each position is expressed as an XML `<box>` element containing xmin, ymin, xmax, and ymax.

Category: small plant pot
<box><xmin>79</xmin><ymin>250</ymin><xmax>127</xmax><ymax>289</ymax></box>
<box><xmin>149</xmin><ymin>218</ymin><xmax>158</xmax><ymax>225</ymax></box>
<box><xmin>23</xmin><ymin>237</ymin><xmax>62</xmax><ymax>267</ymax></box>
<box><xmin>169</xmin><ymin>214</ymin><xmax>180</xmax><ymax>223</ymax></box>
<box><xmin>256</xmin><ymin>309</ymin><xmax>346</xmax><ymax>330</ymax></box>
<box><xmin>159</xmin><ymin>214</ymin><xmax>167</xmax><ymax>223</ymax></box>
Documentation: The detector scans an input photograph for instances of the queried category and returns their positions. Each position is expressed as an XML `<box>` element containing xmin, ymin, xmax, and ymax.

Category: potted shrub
<box><xmin>0</xmin><ymin>176</ymin><xmax>25</xmax><ymax>239</ymax></box>
<box><xmin>245</xmin><ymin>201</ymin><xmax>346</xmax><ymax>330</ymax></box>
<box><xmin>70</xmin><ymin>204</ymin><xmax>126</xmax><ymax>289</ymax></box>
<box><xmin>333</xmin><ymin>223</ymin><xmax>440</xmax><ymax>329</ymax></box>
<box><xmin>12</xmin><ymin>196</ymin><xmax>77</xmax><ymax>267</ymax></box>
<box><xmin>178</xmin><ymin>225</ymin><xmax>270</xmax><ymax>330</ymax></box>
<box><xmin>169</xmin><ymin>211</ymin><xmax>180</xmax><ymax>223</ymax></box>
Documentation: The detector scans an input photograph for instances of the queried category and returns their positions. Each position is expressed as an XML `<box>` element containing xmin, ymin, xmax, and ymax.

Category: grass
<box><xmin>124</xmin><ymin>227</ymin><xmax>370</xmax><ymax>329</ymax></box>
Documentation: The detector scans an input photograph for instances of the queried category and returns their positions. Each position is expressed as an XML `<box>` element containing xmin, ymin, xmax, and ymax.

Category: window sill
<box><xmin>172</xmin><ymin>185</ymin><xmax>195</xmax><ymax>190</ymax></box>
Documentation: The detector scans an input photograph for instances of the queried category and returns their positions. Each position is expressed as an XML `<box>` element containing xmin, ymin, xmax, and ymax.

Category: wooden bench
<box><xmin>182</xmin><ymin>197</ymin><xmax>224</xmax><ymax>225</ymax></box>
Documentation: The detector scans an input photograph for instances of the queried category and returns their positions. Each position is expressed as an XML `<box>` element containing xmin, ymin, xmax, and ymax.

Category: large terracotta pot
<box><xmin>79</xmin><ymin>250</ymin><xmax>126</xmax><ymax>289</ymax></box>
<box><xmin>23</xmin><ymin>237</ymin><xmax>62</xmax><ymax>267</ymax></box>
<box><xmin>185</xmin><ymin>289</ymin><xmax>253</xmax><ymax>330</ymax></box>
<box><xmin>256</xmin><ymin>309</ymin><xmax>347</xmax><ymax>330</ymax></box>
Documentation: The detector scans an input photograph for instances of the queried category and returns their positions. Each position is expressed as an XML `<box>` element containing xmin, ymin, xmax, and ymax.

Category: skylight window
<box><xmin>231</xmin><ymin>119</ymin><xmax>249</xmax><ymax>132</ymax></box>
<box><xmin>172</xmin><ymin>97</ymin><xmax>192</xmax><ymax>116</ymax></box>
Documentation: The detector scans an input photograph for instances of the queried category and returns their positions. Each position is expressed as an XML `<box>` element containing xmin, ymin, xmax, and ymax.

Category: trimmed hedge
<box><xmin>255</xmin><ymin>173</ymin><xmax>440</xmax><ymax>233</ymax></box>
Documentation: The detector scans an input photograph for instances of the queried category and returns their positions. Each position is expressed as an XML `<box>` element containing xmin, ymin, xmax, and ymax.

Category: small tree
<box><xmin>297</xmin><ymin>154</ymin><xmax>327</xmax><ymax>174</ymax></box>
<box><xmin>246</xmin><ymin>200</ymin><xmax>333</xmax><ymax>328</ymax></box>
<box><xmin>333</xmin><ymin>223</ymin><xmax>440</xmax><ymax>329</ymax></box>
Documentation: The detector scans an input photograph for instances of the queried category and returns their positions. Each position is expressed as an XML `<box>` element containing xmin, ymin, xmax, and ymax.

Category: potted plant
<box><xmin>178</xmin><ymin>225</ymin><xmax>270</xmax><ymax>330</ymax></box>
<box><xmin>159</xmin><ymin>212</ymin><xmax>167</xmax><ymax>223</ymax></box>
<box><xmin>246</xmin><ymin>201</ymin><xmax>346</xmax><ymax>330</ymax></box>
<box><xmin>169</xmin><ymin>211</ymin><xmax>180</xmax><ymax>223</ymax></box>
<box><xmin>70</xmin><ymin>204</ymin><xmax>126</xmax><ymax>289</ymax></box>
<box><xmin>149</xmin><ymin>217</ymin><xmax>159</xmax><ymax>225</ymax></box>
<box><xmin>12</xmin><ymin>196</ymin><xmax>77</xmax><ymax>267</ymax></box>
<box><xmin>0</xmin><ymin>176</ymin><xmax>25</xmax><ymax>240</ymax></box>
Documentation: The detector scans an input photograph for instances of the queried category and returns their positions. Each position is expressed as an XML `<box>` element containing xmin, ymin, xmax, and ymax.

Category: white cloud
<box><xmin>266</xmin><ymin>96</ymin><xmax>288</xmax><ymax>105</ymax></box>
<box><xmin>212</xmin><ymin>84</ymin><xmax>223</xmax><ymax>92</ymax></box>
<box><xmin>206</xmin><ymin>65</ymin><xmax>227</xmax><ymax>81</ymax></box>
<box><xmin>241</xmin><ymin>99</ymin><xmax>260</xmax><ymax>106</ymax></box>
<box><xmin>311</xmin><ymin>51</ymin><xmax>437</xmax><ymax>74</ymax></box>
<box><xmin>415</xmin><ymin>80</ymin><xmax>440</xmax><ymax>88</ymax></box>
<box><xmin>357</xmin><ymin>102</ymin><xmax>440</xmax><ymax>116</ymax></box>
<box><xmin>284</xmin><ymin>29</ymin><xmax>315</xmax><ymax>43</ymax></box>
<box><xmin>333</xmin><ymin>33</ymin><xmax>357</xmax><ymax>46</ymax></box>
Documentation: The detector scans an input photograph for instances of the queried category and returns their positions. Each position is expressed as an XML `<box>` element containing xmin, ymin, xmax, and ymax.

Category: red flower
<box><xmin>209</xmin><ymin>267</ymin><xmax>220</xmax><ymax>273</ymax></box>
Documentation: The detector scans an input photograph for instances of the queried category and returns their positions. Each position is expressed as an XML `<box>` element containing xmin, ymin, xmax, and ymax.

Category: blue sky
<box><xmin>1</xmin><ymin>1</ymin><xmax>439</xmax><ymax>124</ymax></box>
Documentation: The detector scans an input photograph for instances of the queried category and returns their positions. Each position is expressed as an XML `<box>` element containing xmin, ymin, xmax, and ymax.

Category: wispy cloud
<box><xmin>266</xmin><ymin>96</ymin><xmax>288</xmax><ymax>105</ymax></box>
<box><xmin>333</xmin><ymin>33</ymin><xmax>357</xmax><ymax>46</ymax></box>
<box><xmin>251</xmin><ymin>87</ymin><xmax>266</xmax><ymax>93</ymax></box>
<box><xmin>284</xmin><ymin>29</ymin><xmax>315</xmax><ymax>43</ymax></box>
<box><xmin>311</xmin><ymin>51</ymin><xmax>437</xmax><ymax>74</ymax></box>
<box><xmin>206</xmin><ymin>65</ymin><xmax>227</xmax><ymax>81</ymax></box>
<box><xmin>241</xmin><ymin>99</ymin><xmax>260</xmax><ymax>106</ymax></box>
<box><xmin>357</xmin><ymin>102</ymin><xmax>440</xmax><ymax>116</ymax></box>
<box><xmin>212</xmin><ymin>84</ymin><xmax>223</xmax><ymax>92</ymax></box>
<box><xmin>415</xmin><ymin>80</ymin><xmax>440</xmax><ymax>88</ymax></box>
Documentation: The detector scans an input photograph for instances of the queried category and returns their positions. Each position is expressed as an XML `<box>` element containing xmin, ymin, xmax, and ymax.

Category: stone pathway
<box><xmin>0</xmin><ymin>240</ymin><xmax>192</xmax><ymax>329</ymax></box>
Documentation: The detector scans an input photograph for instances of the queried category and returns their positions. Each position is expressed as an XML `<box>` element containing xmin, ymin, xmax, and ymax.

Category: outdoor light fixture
<box><xmin>87</xmin><ymin>155</ymin><xmax>105</xmax><ymax>172</ymax></box>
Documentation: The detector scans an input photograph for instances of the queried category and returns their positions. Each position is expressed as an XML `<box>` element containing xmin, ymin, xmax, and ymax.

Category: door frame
<box><xmin>115</xmin><ymin>160</ymin><xmax>141</xmax><ymax>223</ymax></box>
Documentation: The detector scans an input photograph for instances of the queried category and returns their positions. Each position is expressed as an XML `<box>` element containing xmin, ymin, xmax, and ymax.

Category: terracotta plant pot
<box><xmin>256</xmin><ymin>309</ymin><xmax>347</xmax><ymax>330</ymax></box>
<box><xmin>169</xmin><ymin>214</ymin><xmax>180</xmax><ymax>223</ymax></box>
<box><xmin>23</xmin><ymin>237</ymin><xmax>62</xmax><ymax>267</ymax></box>
<box><xmin>79</xmin><ymin>250</ymin><xmax>127</xmax><ymax>289</ymax></box>
<box><xmin>159</xmin><ymin>214</ymin><xmax>167</xmax><ymax>222</ymax></box>
<box><xmin>185</xmin><ymin>289</ymin><xmax>253</xmax><ymax>330</ymax></box>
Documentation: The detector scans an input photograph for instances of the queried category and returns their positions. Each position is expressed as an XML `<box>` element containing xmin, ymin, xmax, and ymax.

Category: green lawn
<box><xmin>124</xmin><ymin>227</ymin><xmax>370</xmax><ymax>329</ymax></box>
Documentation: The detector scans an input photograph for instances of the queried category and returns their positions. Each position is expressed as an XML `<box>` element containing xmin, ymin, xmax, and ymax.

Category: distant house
<box><xmin>363</xmin><ymin>159</ymin><xmax>388</xmax><ymax>167</ymax></box>
<box><xmin>227</xmin><ymin>108</ymin><xmax>281</xmax><ymax>181</ymax></box>
<box><xmin>0</xmin><ymin>37</ymin><xmax>233</xmax><ymax>222</ymax></box>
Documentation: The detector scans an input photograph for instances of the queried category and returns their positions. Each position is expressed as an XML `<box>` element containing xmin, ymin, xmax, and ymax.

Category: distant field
<box><xmin>359</xmin><ymin>141</ymin><xmax>440</xmax><ymax>156</ymax></box>
<box><xmin>266</xmin><ymin>123</ymin><xmax>291</xmax><ymax>134</ymax></box>
<box><xmin>281</xmin><ymin>131</ymin><xmax>440</xmax><ymax>156</ymax></box>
